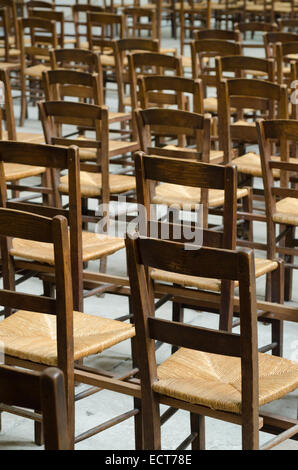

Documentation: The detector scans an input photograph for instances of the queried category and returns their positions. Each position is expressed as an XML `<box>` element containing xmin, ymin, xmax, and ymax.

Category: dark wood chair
<box><xmin>191</xmin><ymin>38</ymin><xmax>242</xmax><ymax>115</ymax></box>
<box><xmin>215</xmin><ymin>55</ymin><xmax>275</xmax><ymax>82</ymax></box>
<box><xmin>234</xmin><ymin>21</ymin><xmax>278</xmax><ymax>57</ymax></box>
<box><xmin>257</xmin><ymin>118</ymin><xmax>298</xmax><ymax>302</ymax></box>
<box><xmin>72</xmin><ymin>4</ymin><xmax>112</xmax><ymax>50</ymax></box>
<box><xmin>0</xmin><ymin>365</ymin><xmax>71</xmax><ymax>450</ymax></box>
<box><xmin>134</xmin><ymin>151</ymin><xmax>283</xmax><ymax>347</ymax></box>
<box><xmin>18</xmin><ymin>16</ymin><xmax>58</xmax><ymax>126</ymax></box>
<box><xmin>29</xmin><ymin>9</ymin><xmax>66</xmax><ymax>49</ymax></box>
<box><xmin>0</xmin><ymin>6</ymin><xmax>20</xmax><ymax>69</ymax></box>
<box><xmin>128</xmin><ymin>50</ymin><xmax>182</xmax><ymax>115</ymax></box>
<box><xmin>0</xmin><ymin>143</ymin><xmax>137</xmax><ymax>447</ymax></box>
<box><xmin>126</xmin><ymin>233</ymin><xmax>298</xmax><ymax>450</ymax></box>
<box><xmin>276</xmin><ymin>41</ymin><xmax>298</xmax><ymax>86</ymax></box>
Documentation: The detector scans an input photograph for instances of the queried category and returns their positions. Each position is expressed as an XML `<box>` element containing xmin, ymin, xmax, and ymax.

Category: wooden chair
<box><xmin>277</xmin><ymin>17</ymin><xmax>298</xmax><ymax>33</ymax></box>
<box><xmin>18</xmin><ymin>16</ymin><xmax>58</xmax><ymax>126</ymax></box>
<box><xmin>42</xmin><ymin>69</ymin><xmax>139</xmax><ymax>158</ymax></box>
<box><xmin>0</xmin><ymin>0</ymin><xmax>20</xmax><ymax>50</ymax></box>
<box><xmin>276</xmin><ymin>41</ymin><xmax>298</xmax><ymax>86</ymax></box>
<box><xmin>0</xmin><ymin>365</ymin><xmax>71</xmax><ymax>450</ymax></box>
<box><xmin>234</xmin><ymin>21</ymin><xmax>278</xmax><ymax>57</ymax></box>
<box><xmin>72</xmin><ymin>4</ymin><xmax>110</xmax><ymax>50</ymax></box>
<box><xmin>264</xmin><ymin>31</ymin><xmax>298</xmax><ymax>59</ymax></box>
<box><xmin>29</xmin><ymin>9</ymin><xmax>66</xmax><ymax>48</ymax></box>
<box><xmin>38</xmin><ymin>100</ymin><xmax>137</xmax><ymax>246</ymax></box>
<box><xmin>123</xmin><ymin>5</ymin><xmax>176</xmax><ymax>55</ymax></box>
<box><xmin>257</xmin><ymin>118</ymin><xmax>298</xmax><ymax>302</ymax></box>
<box><xmin>126</xmin><ymin>234</ymin><xmax>298</xmax><ymax>450</ymax></box>
<box><xmin>138</xmin><ymin>74</ymin><xmax>204</xmax><ymax>113</ymax></box>
<box><xmin>0</xmin><ymin>196</ymin><xmax>136</xmax><ymax>447</ymax></box>
<box><xmin>178</xmin><ymin>0</ymin><xmax>212</xmax><ymax>71</ymax></box>
<box><xmin>216</xmin><ymin>55</ymin><xmax>275</xmax><ymax>83</ymax></box>
<box><xmin>50</xmin><ymin>47</ymin><xmax>102</xmax><ymax>75</ymax></box>
<box><xmin>0</xmin><ymin>6</ymin><xmax>20</xmax><ymax>69</ymax></box>
<box><xmin>134</xmin><ymin>151</ymin><xmax>283</xmax><ymax>348</ymax></box>
<box><xmin>128</xmin><ymin>51</ymin><xmax>182</xmax><ymax>114</ymax></box>
<box><xmin>191</xmin><ymin>39</ymin><xmax>242</xmax><ymax>115</ymax></box>
<box><xmin>218</xmin><ymin>78</ymin><xmax>288</xmax><ymax>175</ymax></box>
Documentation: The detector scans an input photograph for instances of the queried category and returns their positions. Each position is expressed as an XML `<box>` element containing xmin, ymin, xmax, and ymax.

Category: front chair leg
<box><xmin>190</xmin><ymin>413</ymin><xmax>205</xmax><ymax>450</ymax></box>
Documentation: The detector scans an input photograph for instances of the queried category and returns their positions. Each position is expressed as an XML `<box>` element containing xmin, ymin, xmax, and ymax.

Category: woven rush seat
<box><xmin>0</xmin><ymin>309</ymin><xmax>135</xmax><ymax>366</ymax></box>
<box><xmin>181</xmin><ymin>56</ymin><xmax>191</xmax><ymax>68</ymax></box>
<box><xmin>2</xmin><ymin>130</ymin><xmax>44</xmax><ymax>144</ymax></box>
<box><xmin>108</xmin><ymin>111</ymin><xmax>131</xmax><ymax>123</ymax></box>
<box><xmin>163</xmin><ymin>145</ymin><xmax>224</xmax><ymax>163</ymax></box>
<box><xmin>24</xmin><ymin>64</ymin><xmax>50</xmax><ymax>79</ymax></box>
<box><xmin>151</xmin><ymin>258</ymin><xmax>278</xmax><ymax>291</ymax></box>
<box><xmin>152</xmin><ymin>183</ymin><xmax>249</xmax><ymax>209</ymax></box>
<box><xmin>4</xmin><ymin>163</ymin><xmax>45</xmax><ymax>181</ymax></box>
<box><xmin>59</xmin><ymin>172</ymin><xmax>136</xmax><ymax>197</ymax></box>
<box><xmin>233</xmin><ymin>153</ymin><xmax>296</xmax><ymax>178</ymax></box>
<box><xmin>273</xmin><ymin>197</ymin><xmax>298</xmax><ymax>226</ymax></box>
<box><xmin>77</xmin><ymin>140</ymin><xmax>139</xmax><ymax>161</ymax></box>
<box><xmin>10</xmin><ymin>231</ymin><xmax>125</xmax><ymax>265</ymax></box>
<box><xmin>153</xmin><ymin>348</ymin><xmax>298</xmax><ymax>414</ymax></box>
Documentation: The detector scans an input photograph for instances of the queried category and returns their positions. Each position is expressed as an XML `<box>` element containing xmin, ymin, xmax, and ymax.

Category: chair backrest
<box><xmin>0</xmin><ymin>141</ymin><xmax>83</xmax><ymax>311</ymax></box>
<box><xmin>135</xmin><ymin>107</ymin><xmax>211</xmax><ymax>160</ymax></box>
<box><xmin>264</xmin><ymin>31</ymin><xmax>298</xmax><ymax>58</ymax></box>
<box><xmin>276</xmin><ymin>41</ymin><xmax>298</xmax><ymax>85</ymax></box>
<box><xmin>38</xmin><ymin>100</ymin><xmax>110</xmax><ymax>209</ymax></box>
<box><xmin>215</xmin><ymin>55</ymin><xmax>275</xmax><ymax>82</ymax></box>
<box><xmin>29</xmin><ymin>9</ymin><xmax>64</xmax><ymax>48</ymax></box>
<box><xmin>179</xmin><ymin>0</ymin><xmax>212</xmax><ymax>56</ymax></box>
<box><xmin>50</xmin><ymin>48</ymin><xmax>102</xmax><ymax>75</ymax></box>
<box><xmin>0</xmin><ymin>200</ymin><xmax>75</xmax><ymax>434</ymax></box>
<box><xmin>42</xmin><ymin>69</ymin><xmax>103</xmax><ymax>105</ymax></box>
<box><xmin>0</xmin><ymin>68</ymin><xmax>17</xmax><ymax>140</ymax></box>
<box><xmin>138</xmin><ymin>75</ymin><xmax>204</xmax><ymax>114</ymax></box>
<box><xmin>218</xmin><ymin>78</ymin><xmax>288</xmax><ymax>162</ymax></box>
<box><xmin>18</xmin><ymin>17</ymin><xmax>58</xmax><ymax>65</ymax></box>
<box><xmin>87</xmin><ymin>11</ymin><xmax>125</xmax><ymax>51</ymax></box>
<box><xmin>125</xmin><ymin>235</ymin><xmax>259</xmax><ymax>446</ymax></box>
<box><xmin>123</xmin><ymin>6</ymin><xmax>159</xmax><ymax>41</ymax></box>
<box><xmin>0</xmin><ymin>0</ymin><xmax>19</xmax><ymax>48</ymax></box>
<box><xmin>0</xmin><ymin>7</ymin><xmax>11</xmax><ymax>63</ymax></box>
<box><xmin>191</xmin><ymin>39</ymin><xmax>242</xmax><ymax>90</ymax></box>
<box><xmin>277</xmin><ymin>17</ymin><xmax>298</xmax><ymax>33</ymax></box>
<box><xmin>257</xmin><ymin>118</ymin><xmax>298</xmax><ymax>256</ymax></box>
<box><xmin>0</xmin><ymin>365</ymin><xmax>71</xmax><ymax>450</ymax></box>
<box><xmin>194</xmin><ymin>28</ymin><xmax>241</xmax><ymax>42</ymax></box>
<box><xmin>26</xmin><ymin>0</ymin><xmax>54</xmax><ymax>12</ymax></box>
<box><xmin>72</xmin><ymin>4</ymin><xmax>109</xmax><ymax>49</ymax></box>
<box><xmin>235</xmin><ymin>21</ymin><xmax>278</xmax><ymax>56</ymax></box>
<box><xmin>128</xmin><ymin>51</ymin><xmax>182</xmax><ymax>111</ymax></box>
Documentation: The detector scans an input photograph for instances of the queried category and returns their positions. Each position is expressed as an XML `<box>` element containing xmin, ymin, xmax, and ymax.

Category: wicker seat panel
<box><xmin>273</xmin><ymin>197</ymin><xmax>298</xmax><ymax>226</ymax></box>
<box><xmin>152</xmin><ymin>183</ymin><xmax>248</xmax><ymax>208</ymax></box>
<box><xmin>59</xmin><ymin>172</ymin><xmax>136</xmax><ymax>197</ymax></box>
<box><xmin>0</xmin><ymin>310</ymin><xmax>135</xmax><ymax>366</ymax></box>
<box><xmin>10</xmin><ymin>231</ymin><xmax>125</xmax><ymax>265</ymax></box>
<box><xmin>4</xmin><ymin>163</ymin><xmax>45</xmax><ymax>181</ymax></box>
<box><xmin>153</xmin><ymin>348</ymin><xmax>298</xmax><ymax>414</ymax></box>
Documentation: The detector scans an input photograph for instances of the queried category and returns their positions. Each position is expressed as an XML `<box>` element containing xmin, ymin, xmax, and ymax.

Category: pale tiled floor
<box><xmin>0</xmin><ymin>6</ymin><xmax>297</xmax><ymax>450</ymax></box>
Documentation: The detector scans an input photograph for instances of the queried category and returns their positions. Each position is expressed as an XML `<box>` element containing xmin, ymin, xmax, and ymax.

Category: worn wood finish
<box><xmin>126</xmin><ymin>235</ymin><xmax>262</xmax><ymax>449</ymax></box>
<box><xmin>0</xmin><ymin>365</ymin><xmax>72</xmax><ymax>450</ymax></box>
<box><xmin>18</xmin><ymin>16</ymin><xmax>58</xmax><ymax>126</ymax></box>
<box><xmin>0</xmin><ymin>208</ymin><xmax>75</xmax><ymax>446</ymax></box>
<box><xmin>257</xmin><ymin>118</ymin><xmax>298</xmax><ymax>301</ymax></box>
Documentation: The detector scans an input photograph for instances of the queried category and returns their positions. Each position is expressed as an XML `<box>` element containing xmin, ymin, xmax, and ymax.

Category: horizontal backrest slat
<box><xmin>148</xmin><ymin>317</ymin><xmax>241</xmax><ymax>357</ymax></box>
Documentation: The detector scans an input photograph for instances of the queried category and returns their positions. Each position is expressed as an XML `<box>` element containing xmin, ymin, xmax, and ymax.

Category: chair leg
<box><xmin>20</xmin><ymin>74</ymin><xmax>27</xmax><ymax>127</ymax></box>
<box><xmin>190</xmin><ymin>413</ymin><xmax>205</xmax><ymax>450</ymax></box>
<box><xmin>34</xmin><ymin>414</ymin><xmax>44</xmax><ymax>446</ymax></box>
<box><xmin>172</xmin><ymin>296</ymin><xmax>183</xmax><ymax>354</ymax></box>
<box><xmin>270</xmin><ymin>262</ymin><xmax>284</xmax><ymax>357</ymax></box>
<box><xmin>284</xmin><ymin>226</ymin><xmax>295</xmax><ymax>301</ymax></box>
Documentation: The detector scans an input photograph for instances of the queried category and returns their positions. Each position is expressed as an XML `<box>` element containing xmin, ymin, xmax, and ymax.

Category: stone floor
<box><xmin>0</xmin><ymin>9</ymin><xmax>297</xmax><ymax>450</ymax></box>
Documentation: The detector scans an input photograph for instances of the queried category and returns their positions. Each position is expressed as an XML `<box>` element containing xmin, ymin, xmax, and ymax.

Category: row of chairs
<box><xmin>0</xmin><ymin>126</ymin><xmax>298</xmax><ymax>448</ymax></box>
